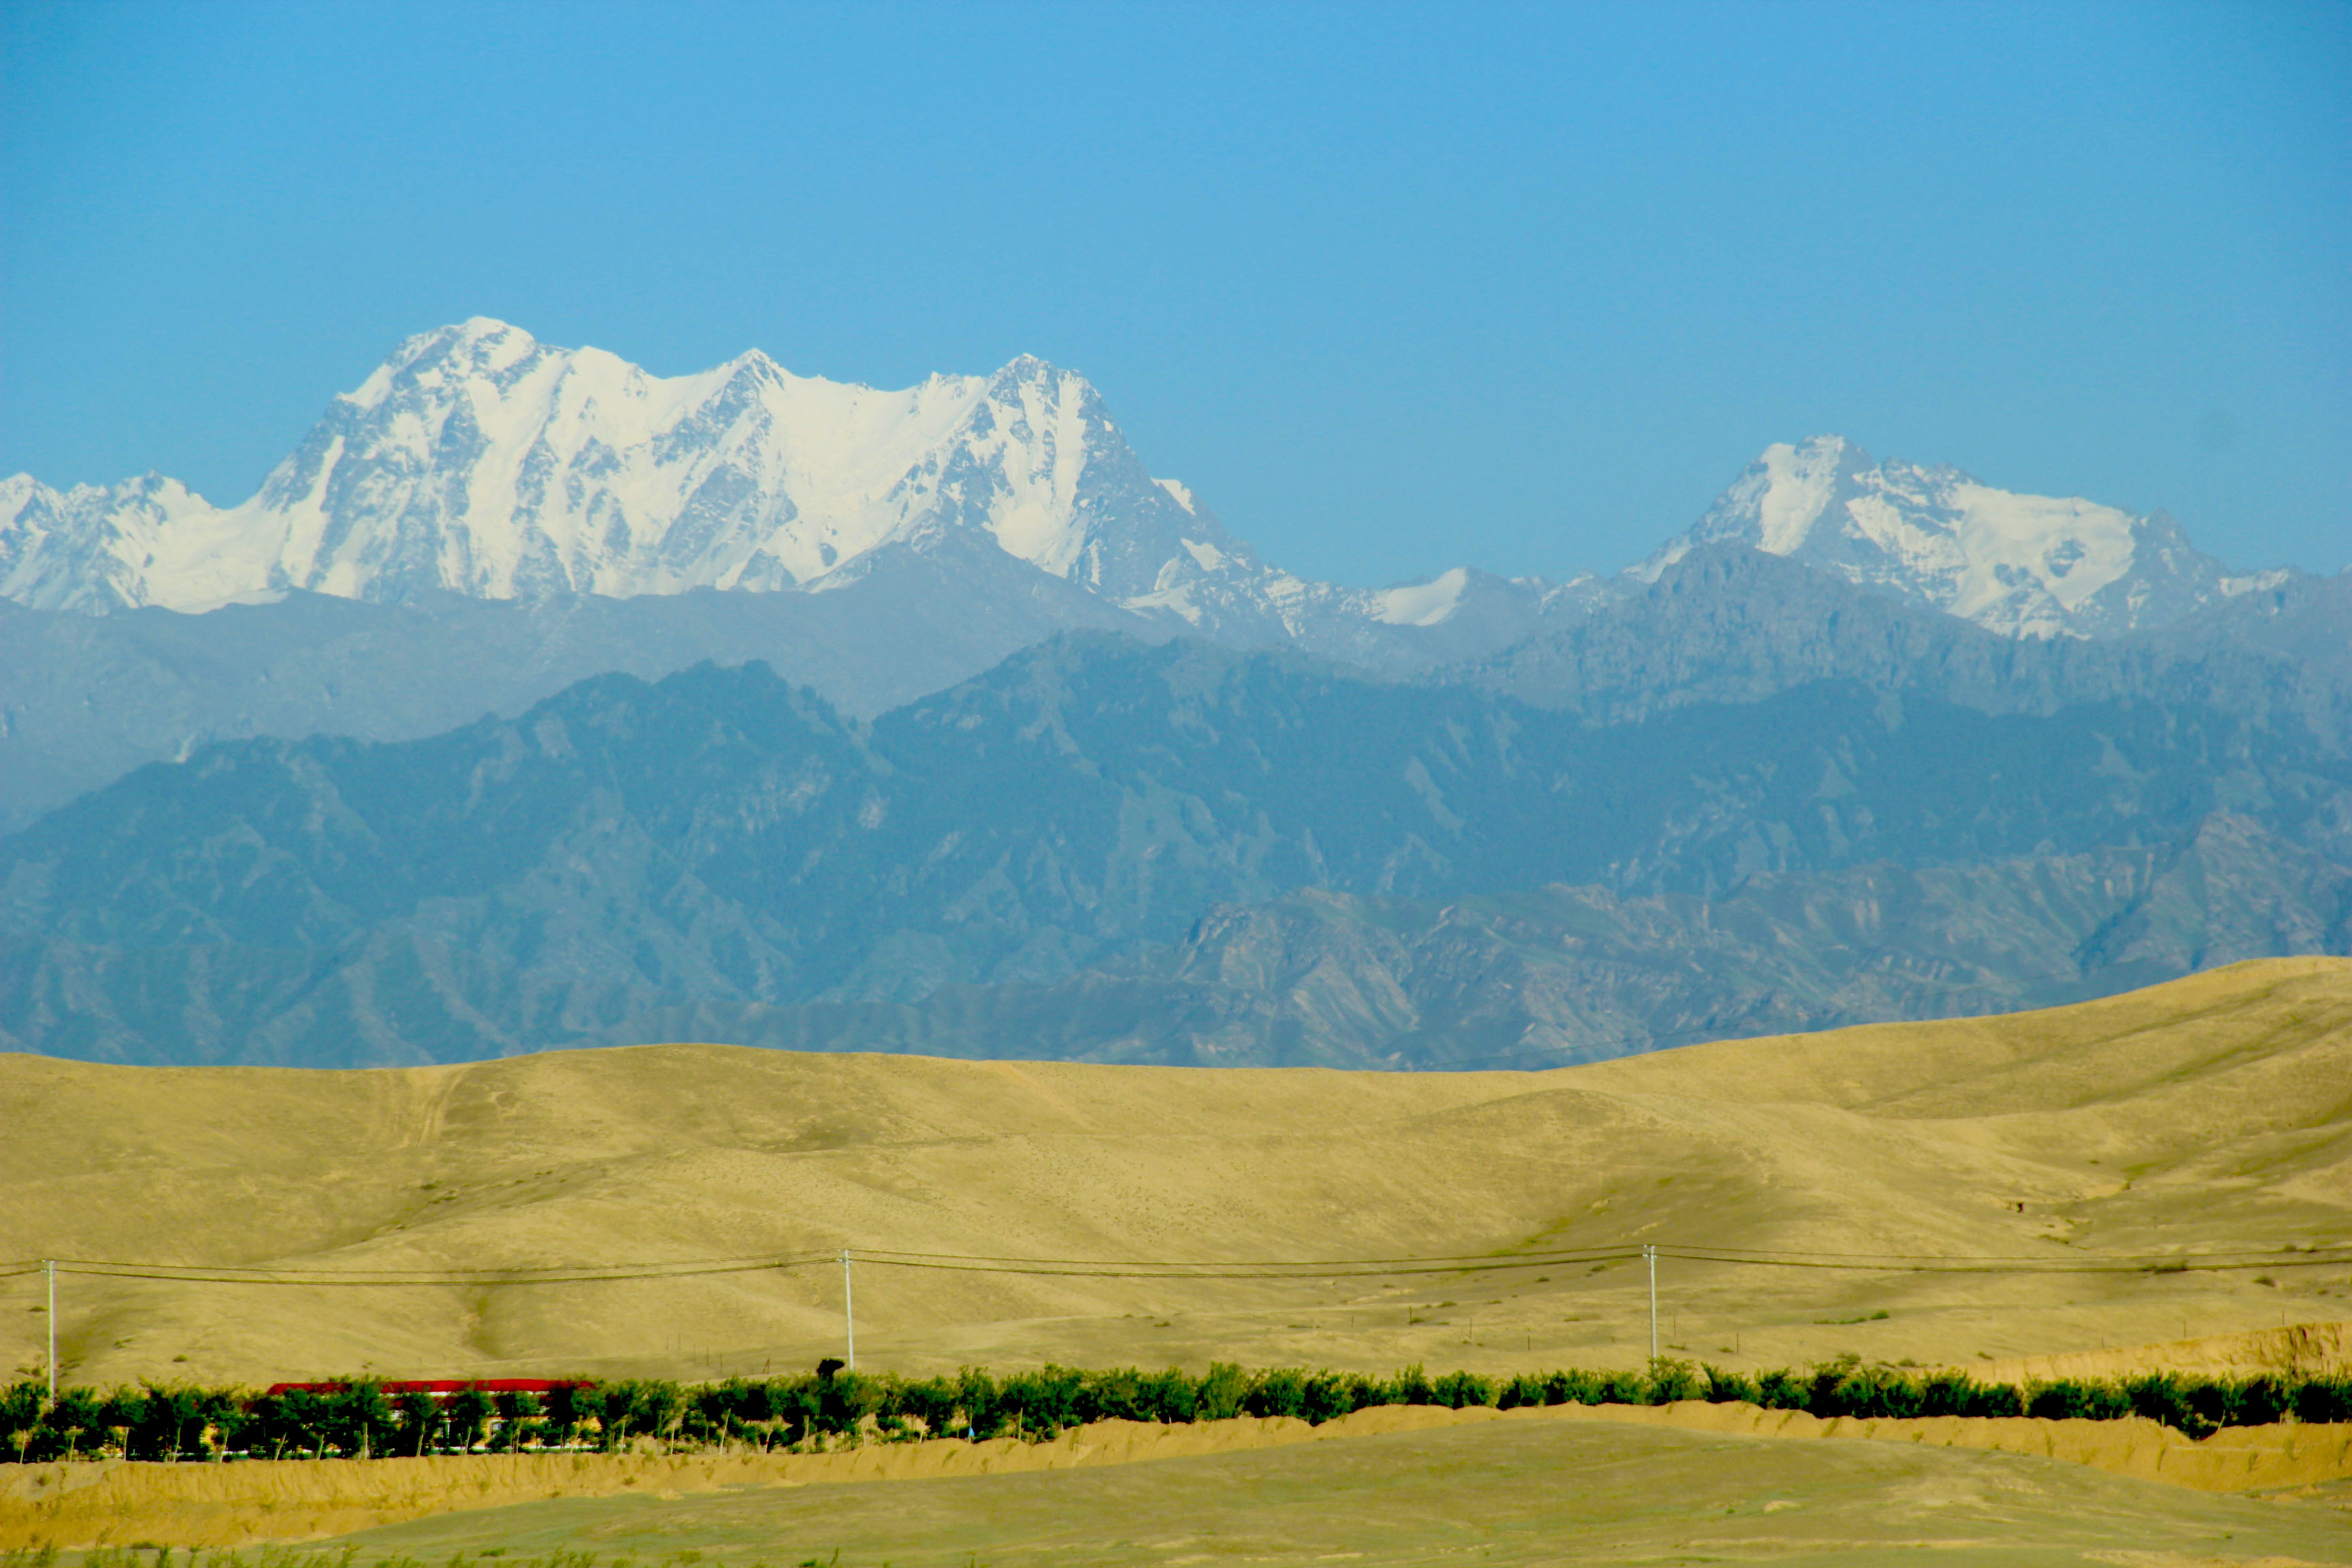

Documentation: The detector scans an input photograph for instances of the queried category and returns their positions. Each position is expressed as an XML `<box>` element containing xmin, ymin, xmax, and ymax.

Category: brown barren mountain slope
<box><xmin>2</xmin><ymin>956</ymin><xmax>2347</xmax><ymax>1388</ymax></box>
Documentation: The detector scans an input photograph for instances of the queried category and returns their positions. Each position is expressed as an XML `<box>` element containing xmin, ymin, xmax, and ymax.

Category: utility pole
<box><xmin>44</xmin><ymin>1259</ymin><xmax>56</xmax><ymax>1409</ymax></box>
<box><xmin>1644</xmin><ymin>1245</ymin><xmax>1658</xmax><ymax>1362</ymax></box>
<box><xmin>840</xmin><ymin>1249</ymin><xmax>856</xmax><ymax>1371</ymax></box>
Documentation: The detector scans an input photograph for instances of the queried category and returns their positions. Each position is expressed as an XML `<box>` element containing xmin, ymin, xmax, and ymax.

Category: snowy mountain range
<box><xmin>0</xmin><ymin>318</ymin><xmax>1587</xmax><ymax>664</ymax></box>
<box><xmin>0</xmin><ymin>319</ymin><xmax>2275</xmax><ymax>648</ymax></box>
<box><xmin>1635</xmin><ymin>435</ymin><xmax>2281</xmax><ymax>638</ymax></box>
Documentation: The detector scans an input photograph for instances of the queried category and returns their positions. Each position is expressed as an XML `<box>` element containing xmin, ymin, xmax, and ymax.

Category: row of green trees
<box><xmin>6</xmin><ymin>1356</ymin><xmax>2348</xmax><ymax>1463</ymax></box>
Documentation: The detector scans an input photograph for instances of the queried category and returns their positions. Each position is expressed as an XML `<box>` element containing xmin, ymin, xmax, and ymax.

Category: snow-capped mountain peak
<box><xmin>0</xmin><ymin>321</ymin><xmax>1238</xmax><ymax>613</ymax></box>
<box><xmin>0</xmin><ymin>470</ymin><xmax>238</xmax><ymax>613</ymax></box>
<box><xmin>1635</xmin><ymin>435</ymin><xmax>2273</xmax><ymax>637</ymax></box>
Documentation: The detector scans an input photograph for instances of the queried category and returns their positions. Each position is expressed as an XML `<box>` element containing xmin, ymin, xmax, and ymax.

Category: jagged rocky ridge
<box><xmin>4</xmin><ymin>551</ymin><xmax>2345</xmax><ymax>1068</ymax></box>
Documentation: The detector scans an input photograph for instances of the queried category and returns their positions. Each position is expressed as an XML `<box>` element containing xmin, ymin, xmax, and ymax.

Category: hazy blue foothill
<box><xmin>4</xmin><ymin>549</ymin><xmax>2345</xmax><ymax>1068</ymax></box>
<box><xmin>0</xmin><ymin>529</ymin><xmax>1164</xmax><ymax>835</ymax></box>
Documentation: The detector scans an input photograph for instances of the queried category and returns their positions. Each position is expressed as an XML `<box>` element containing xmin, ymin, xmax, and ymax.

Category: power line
<box><xmin>5</xmin><ymin>1253</ymin><xmax>838</xmax><ymax>1286</ymax></box>
<box><xmin>855</xmin><ymin>1250</ymin><xmax>1646</xmax><ymax>1279</ymax></box>
<box><xmin>4</xmin><ymin>1239</ymin><xmax>2341</xmax><ymax>1288</ymax></box>
<box><xmin>0</xmin><ymin>1240</ymin><xmax>1643</xmax><ymax>1284</ymax></box>
<box><xmin>1659</xmin><ymin>1241</ymin><xmax>2352</xmax><ymax>1267</ymax></box>
<box><xmin>849</xmin><ymin>1253</ymin><xmax>1644</xmax><ymax>1281</ymax></box>
<box><xmin>1657</xmin><ymin>1247</ymin><xmax>2352</xmax><ymax>1276</ymax></box>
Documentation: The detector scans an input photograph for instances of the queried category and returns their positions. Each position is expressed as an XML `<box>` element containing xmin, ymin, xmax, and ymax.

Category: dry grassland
<box><xmin>24</xmin><ymin>1413</ymin><xmax>2349</xmax><ymax>1567</ymax></box>
<box><xmin>8</xmin><ymin>1399</ymin><xmax>2352</xmax><ymax>1552</ymax></box>
<box><xmin>2</xmin><ymin>957</ymin><xmax>2347</xmax><ymax>1390</ymax></box>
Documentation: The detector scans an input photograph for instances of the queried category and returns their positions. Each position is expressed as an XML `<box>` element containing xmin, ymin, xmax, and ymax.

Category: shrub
<box><xmin>1597</xmin><ymin>1368</ymin><xmax>1648</xmax><ymax>1406</ymax></box>
<box><xmin>2293</xmin><ymin>1375</ymin><xmax>2352</xmax><ymax>1425</ymax></box>
<box><xmin>2119</xmin><ymin>1373</ymin><xmax>2187</xmax><ymax>1433</ymax></box>
<box><xmin>1299</xmin><ymin>1371</ymin><xmax>1367</xmax><ymax>1424</ymax></box>
<box><xmin>1701</xmin><ymin>1365</ymin><xmax>1758</xmax><ymax>1405</ymax></box>
<box><xmin>1803</xmin><ymin>1355</ymin><xmax>1865</xmax><ymax>1418</ymax></box>
<box><xmin>2238</xmin><ymin>1375</ymin><xmax>2291</xmax><ymax>1427</ymax></box>
<box><xmin>2026</xmin><ymin>1380</ymin><xmax>2088</xmax><ymax>1421</ymax></box>
<box><xmin>1194</xmin><ymin>1362</ymin><xmax>1248</xmax><ymax>1422</ymax></box>
<box><xmin>544</xmin><ymin>1381</ymin><xmax>593</xmax><ymax>1443</ymax></box>
<box><xmin>877</xmin><ymin>1373</ymin><xmax>949</xmax><ymax>1440</ymax></box>
<box><xmin>954</xmin><ymin>1365</ymin><xmax>1003</xmax><ymax>1439</ymax></box>
<box><xmin>587</xmin><ymin>1379</ymin><xmax>682</xmax><ymax>1448</ymax></box>
<box><xmin>494</xmin><ymin>1390</ymin><xmax>546</xmax><ymax>1450</ymax></box>
<box><xmin>1390</xmin><ymin>1364</ymin><xmax>1435</xmax><ymax>1407</ymax></box>
<box><xmin>1754</xmin><ymin>1369</ymin><xmax>1810</xmax><ymax>1413</ymax></box>
<box><xmin>1832</xmin><ymin>1364</ymin><xmax>1926</xmax><ymax>1420</ymax></box>
<box><xmin>1918</xmin><ymin>1373</ymin><xmax>1972</xmax><ymax>1418</ymax></box>
<box><xmin>1542</xmin><ymin>1369</ymin><xmax>1604</xmax><ymax>1406</ymax></box>
<box><xmin>999</xmin><ymin>1366</ymin><xmax>1085</xmax><ymax>1436</ymax></box>
<box><xmin>1137</xmin><ymin>1366</ymin><xmax>1203</xmax><ymax>1424</ymax></box>
<box><xmin>2021</xmin><ymin>1378</ymin><xmax>2123</xmax><ymax>1423</ymax></box>
<box><xmin>2181</xmin><ymin>1377</ymin><xmax>2234</xmax><ymax>1438</ymax></box>
<box><xmin>1073</xmin><ymin>1367</ymin><xmax>1149</xmax><ymax>1424</ymax></box>
<box><xmin>446</xmin><ymin>1386</ymin><xmax>497</xmax><ymax>1452</ymax></box>
<box><xmin>1245</xmin><ymin>1368</ymin><xmax>1307</xmax><ymax>1420</ymax></box>
<box><xmin>1431</xmin><ymin>1370</ymin><xmax>1494</xmax><ymax>1409</ymax></box>
<box><xmin>94</xmin><ymin>1389</ymin><xmax>146</xmax><ymax>1456</ymax></box>
<box><xmin>338</xmin><ymin>1382</ymin><xmax>398</xmax><ymax>1456</ymax></box>
<box><xmin>1969</xmin><ymin>1379</ymin><xmax>2024</xmax><ymax>1419</ymax></box>
<box><xmin>1645</xmin><ymin>1358</ymin><xmax>1701</xmax><ymax>1405</ymax></box>
<box><xmin>1497</xmin><ymin>1373</ymin><xmax>1548</xmax><ymax>1409</ymax></box>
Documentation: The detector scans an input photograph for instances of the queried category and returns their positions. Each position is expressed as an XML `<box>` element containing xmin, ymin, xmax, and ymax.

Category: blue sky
<box><xmin>3</xmin><ymin>0</ymin><xmax>2345</xmax><ymax>584</ymax></box>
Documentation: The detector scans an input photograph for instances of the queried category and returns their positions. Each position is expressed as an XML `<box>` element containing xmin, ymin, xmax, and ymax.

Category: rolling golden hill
<box><xmin>3</xmin><ymin>956</ymin><xmax>2347</xmax><ymax>1389</ymax></box>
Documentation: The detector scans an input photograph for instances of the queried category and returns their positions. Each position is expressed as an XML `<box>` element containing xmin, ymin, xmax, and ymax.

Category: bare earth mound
<box><xmin>3</xmin><ymin>956</ymin><xmax>2348</xmax><ymax>1387</ymax></box>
